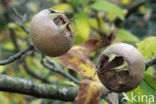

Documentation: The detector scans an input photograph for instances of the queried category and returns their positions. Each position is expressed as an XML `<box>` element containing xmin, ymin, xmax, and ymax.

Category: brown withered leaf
<box><xmin>72</xmin><ymin>28</ymin><xmax>118</xmax><ymax>55</ymax></box>
<box><xmin>57</xmin><ymin>50</ymin><xmax>98</xmax><ymax>79</ymax></box>
<box><xmin>0</xmin><ymin>29</ymin><xmax>9</xmax><ymax>44</ymax></box>
<box><xmin>57</xmin><ymin>29</ymin><xmax>117</xmax><ymax>79</ymax></box>
<box><xmin>74</xmin><ymin>79</ymin><xmax>105</xmax><ymax>104</ymax></box>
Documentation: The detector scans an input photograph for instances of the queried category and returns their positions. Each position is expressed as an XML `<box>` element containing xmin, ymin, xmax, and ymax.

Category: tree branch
<box><xmin>0</xmin><ymin>44</ymin><xmax>34</xmax><ymax>65</ymax></box>
<box><xmin>22</xmin><ymin>60</ymin><xmax>54</xmax><ymax>84</ymax></box>
<box><xmin>125</xmin><ymin>0</ymin><xmax>156</xmax><ymax>18</ymax></box>
<box><xmin>115</xmin><ymin>0</ymin><xmax>156</xmax><ymax>27</ymax></box>
<box><xmin>41</xmin><ymin>57</ymin><xmax>80</xmax><ymax>84</ymax></box>
<box><xmin>12</xmin><ymin>8</ymin><xmax>29</xmax><ymax>34</ymax></box>
<box><xmin>10</xmin><ymin>29</ymin><xmax>20</xmax><ymax>52</ymax></box>
<box><xmin>145</xmin><ymin>56</ymin><xmax>156</xmax><ymax>69</ymax></box>
<box><xmin>0</xmin><ymin>74</ymin><xmax>78</xmax><ymax>101</ymax></box>
<box><xmin>125</xmin><ymin>0</ymin><xmax>146</xmax><ymax>19</ymax></box>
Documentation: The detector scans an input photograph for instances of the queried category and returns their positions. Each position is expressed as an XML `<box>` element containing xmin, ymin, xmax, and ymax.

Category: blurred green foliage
<box><xmin>0</xmin><ymin>0</ymin><xmax>156</xmax><ymax>104</ymax></box>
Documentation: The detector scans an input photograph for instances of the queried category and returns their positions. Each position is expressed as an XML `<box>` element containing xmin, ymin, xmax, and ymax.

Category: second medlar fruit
<box><xmin>30</xmin><ymin>9</ymin><xmax>75</xmax><ymax>57</ymax></box>
<box><xmin>96</xmin><ymin>43</ymin><xmax>145</xmax><ymax>92</ymax></box>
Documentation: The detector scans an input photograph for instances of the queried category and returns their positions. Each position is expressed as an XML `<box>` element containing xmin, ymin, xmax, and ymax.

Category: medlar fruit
<box><xmin>96</xmin><ymin>43</ymin><xmax>145</xmax><ymax>92</ymax></box>
<box><xmin>30</xmin><ymin>9</ymin><xmax>75</xmax><ymax>57</ymax></box>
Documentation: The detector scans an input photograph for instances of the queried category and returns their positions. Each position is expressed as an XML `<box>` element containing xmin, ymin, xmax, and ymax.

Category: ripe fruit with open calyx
<box><xmin>96</xmin><ymin>43</ymin><xmax>145</xmax><ymax>92</ymax></box>
<box><xmin>30</xmin><ymin>9</ymin><xmax>75</xmax><ymax>57</ymax></box>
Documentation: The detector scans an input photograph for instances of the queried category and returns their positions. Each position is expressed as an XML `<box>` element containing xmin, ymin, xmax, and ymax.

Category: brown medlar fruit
<box><xmin>30</xmin><ymin>9</ymin><xmax>74</xmax><ymax>57</ymax></box>
<box><xmin>96</xmin><ymin>43</ymin><xmax>145</xmax><ymax>92</ymax></box>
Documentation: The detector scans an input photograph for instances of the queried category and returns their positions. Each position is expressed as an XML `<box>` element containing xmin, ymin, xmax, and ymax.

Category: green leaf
<box><xmin>140</xmin><ymin>80</ymin><xmax>156</xmax><ymax>103</ymax></box>
<box><xmin>127</xmin><ymin>86</ymin><xmax>145</xmax><ymax>104</ymax></box>
<box><xmin>144</xmin><ymin>73</ymin><xmax>156</xmax><ymax>90</ymax></box>
<box><xmin>70</xmin><ymin>0</ymin><xmax>79</xmax><ymax>10</ymax></box>
<box><xmin>74</xmin><ymin>13</ymin><xmax>90</xmax><ymax>44</ymax></box>
<box><xmin>90</xmin><ymin>1</ymin><xmax>125</xmax><ymax>20</ymax></box>
<box><xmin>80</xmin><ymin>0</ymin><xmax>89</xmax><ymax>6</ymax></box>
<box><xmin>136</xmin><ymin>37</ymin><xmax>156</xmax><ymax>60</ymax></box>
<box><xmin>127</xmin><ymin>80</ymin><xmax>155</xmax><ymax>104</ymax></box>
<box><xmin>52</xmin><ymin>3</ymin><xmax>72</xmax><ymax>12</ymax></box>
<box><xmin>146</xmin><ymin>67</ymin><xmax>155</xmax><ymax>76</ymax></box>
<box><xmin>117</xmin><ymin>29</ymin><xmax>140</xmax><ymax>42</ymax></box>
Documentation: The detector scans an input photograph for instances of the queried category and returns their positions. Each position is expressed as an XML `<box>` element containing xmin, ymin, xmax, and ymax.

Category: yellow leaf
<box><xmin>4</xmin><ymin>41</ymin><xmax>14</xmax><ymax>50</ymax></box>
<box><xmin>57</xmin><ymin>30</ymin><xmax>117</xmax><ymax>79</ymax></box>
<box><xmin>136</xmin><ymin>37</ymin><xmax>156</xmax><ymax>60</ymax></box>
<box><xmin>30</xmin><ymin>99</ymin><xmax>42</xmax><ymax>104</ymax></box>
<box><xmin>12</xmin><ymin>94</ymin><xmax>27</xmax><ymax>104</ymax></box>
<box><xmin>0</xmin><ymin>92</ymin><xmax>10</xmax><ymax>104</ymax></box>
<box><xmin>52</xmin><ymin>3</ymin><xmax>72</xmax><ymax>11</ymax></box>
<box><xmin>99</xmin><ymin>99</ymin><xmax>109</xmax><ymax>104</ymax></box>
<box><xmin>8</xmin><ymin>23</ymin><xmax>23</xmax><ymax>31</ymax></box>
<box><xmin>28</xmin><ymin>2</ymin><xmax>38</xmax><ymax>13</ymax></box>
<box><xmin>26</xmin><ymin>56</ymin><xmax>33</xmax><ymax>66</ymax></box>
<box><xmin>89</xmin><ymin>18</ymin><xmax>98</xmax><ymax>29</ymax></box>
<box><xmin>139</xmin><ymin>6</ymin><xmax>147</xmax><ymax>14</ymax></box>
<box><xmin>74</xmin><ymin>13</ymin><xmax>90</xmax><ymax>44</ymax></box>
<box><xmin>0</xmin><ymin>66</ymin><xmax>6</xmax><ymax>74</ymax></box>
<box><xmin>107</xmin><ymin>11</ymin><xmax>117</xmax><ymax>22</ymax></box>
<box><xmin>8</xmin><ymin>23</ymin><xmax>28</xmax><ymax>37</ymax></box>
<box><xmin>89</xmin><ymin>16</ymin><xmax>111</xmax><ymax>34</ymax></box>
<box><xmin>74</xmin><ymin>79</ymin><xmax>105</xmax><ymax>104</ymax></box>
<box><xmin>3</xmin><ymin>92</ymin><xmax>30</xmax><ymax>104</ymax></box>
<box><xmin>57</xmin><ymin>50</ymin><xmax>98</xmax><ymax>79</ymax></box>
<box><xmin>120</xmin><ymin>0</ymin><xmax>132</xmax><ymax>6</ymax></box>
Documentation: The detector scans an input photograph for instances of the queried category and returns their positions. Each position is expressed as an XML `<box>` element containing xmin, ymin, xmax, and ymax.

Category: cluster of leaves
<box><xmin>0</xmin><ymin>0</ymin><xmax>156</xmax><ymax>104</ymax></box>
